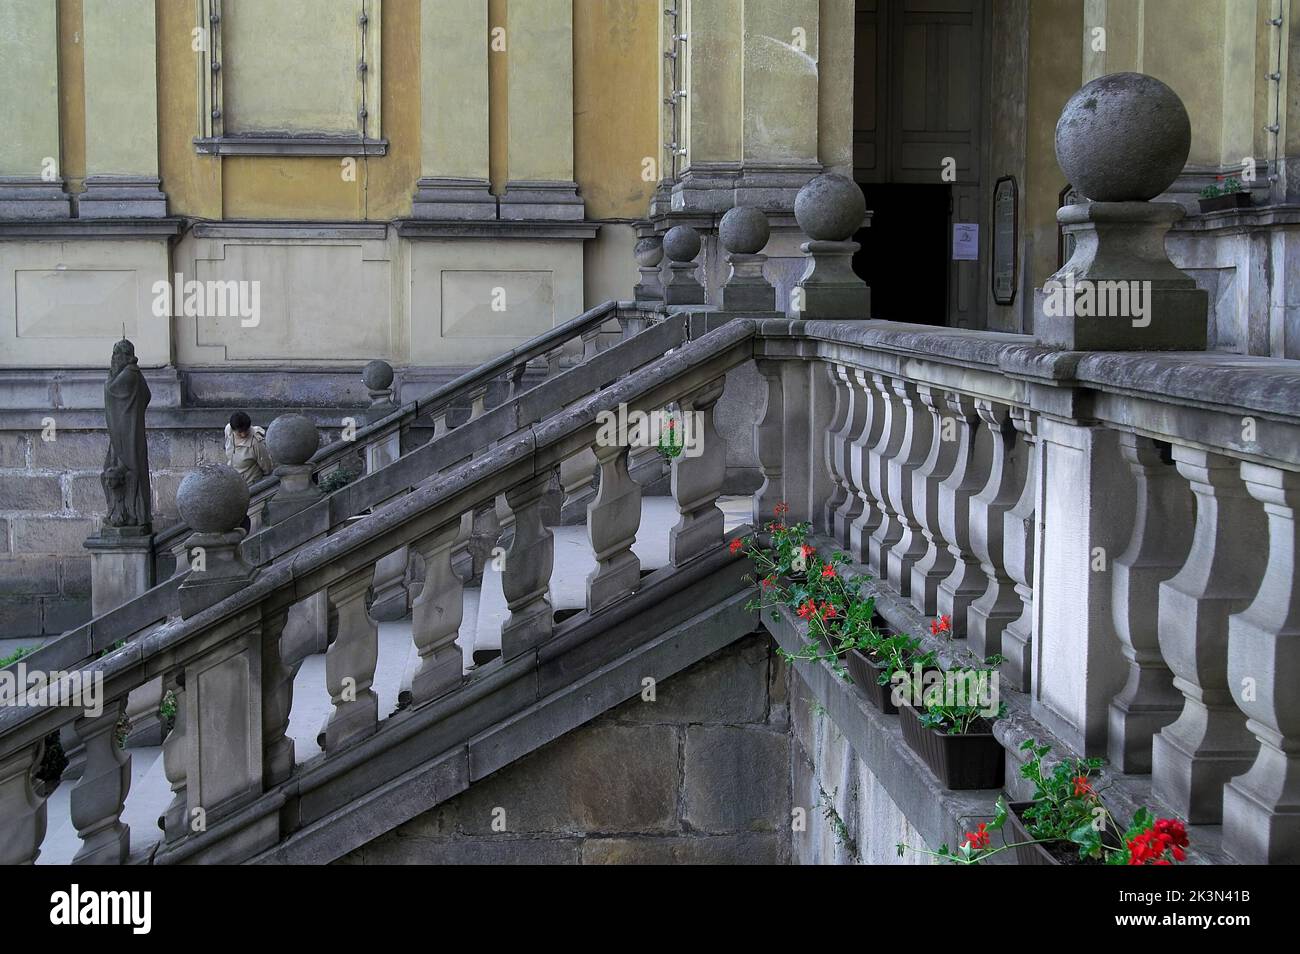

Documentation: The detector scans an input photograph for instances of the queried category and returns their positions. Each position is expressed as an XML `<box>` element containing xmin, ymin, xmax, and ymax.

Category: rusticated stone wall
<box><xmin>340</xmin><ymin>634</ymin><xmax>793</xmax><ymax>865</ymax></box>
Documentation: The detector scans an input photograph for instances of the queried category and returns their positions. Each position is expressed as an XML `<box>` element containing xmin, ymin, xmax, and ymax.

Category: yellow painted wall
<box><xmin>573</xmin><ymin>0</ymin><xmax>659</xmax><ymax>219</ymax></box>
<box><xmin>157</xmin><ymin>0</ymin><xmax>220</xmax><ymax>218</ymax></box>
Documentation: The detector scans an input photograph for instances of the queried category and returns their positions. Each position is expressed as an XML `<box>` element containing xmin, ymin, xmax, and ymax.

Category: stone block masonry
<box><xmin>339</xmin><ymin>634</ymin><xmax>794</xmax><ymax>864</ymax></box>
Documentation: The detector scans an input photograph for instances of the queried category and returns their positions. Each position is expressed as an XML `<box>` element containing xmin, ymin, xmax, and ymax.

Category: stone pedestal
<box><xmin>721</xmin><ymin>253</ymin><xmax>775</xmax><ymax>311</ymax></box>
<box><xmin>84</xmin><ymin>529</ymin><xmax>160</xmax><ymax>748</ymax></box>
<box><xmin>177</xmin><ymin>530</ymin><xmax>254</xmax><ymax>620</ymax></box>
<box><xmin>663</xmin><ymin>260</ymin><xmax>708</xmax><ymax>306</ymax></box>
<box><xmin>1035</xmin><ymin>202</ymin><xmax>1208</xmax><ymax>350</ymax></box>
<box><xmin>795</xmin><ymin>240</ymin><xmax>871</xmax><ymax>318</ymax></box>
<box><xmin>410</xmin><ymin>176</ymin><xmax>497</xmax><ymax>220</ymax></box>
<box><xmin>263</xmin><ymin>463</ymin><xmax>320</xmax><ymax>524</ymax></box>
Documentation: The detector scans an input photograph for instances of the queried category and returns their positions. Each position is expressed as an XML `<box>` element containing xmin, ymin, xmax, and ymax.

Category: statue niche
<box><xmin>100</xmin><ymin>338</ymin><xmax>152</xmax><ymax>533</ymax></box>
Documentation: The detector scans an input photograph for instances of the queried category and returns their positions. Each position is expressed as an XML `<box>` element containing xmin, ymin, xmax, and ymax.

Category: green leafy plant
<box><xmin>897</xmin><ymin>740</ymin><xmax>1189</xmax><ymax>865</ymax></box>
<box><xmin>914</xmin><ymin>654</ymin><xmax>1006</xmax><ymax>735</ymax></box>
<box><xmin>0</xmin><ymin>646</ymin><xmax>33</xmax><ymax>668</ymax></box>
<box><xmin>657</xmin><ymin>416</ymin><xmax>684</xmax><ymax>461</ymax></box>
<box><xmin>1199</xmin><ymin>175</ymin><xmax>1245</xmax><ymax>199</ymax></box>
<box><xmin>318</xmin><ymin>468</ymin><xmax>356</xmax><ymax>493</ymax></box>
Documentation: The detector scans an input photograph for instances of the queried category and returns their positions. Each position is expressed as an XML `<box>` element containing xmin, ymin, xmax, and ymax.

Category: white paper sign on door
<box><xmin>952</xmin><ymin>223</ymin><xmax>979</xmax><ymax>261</ymax></box>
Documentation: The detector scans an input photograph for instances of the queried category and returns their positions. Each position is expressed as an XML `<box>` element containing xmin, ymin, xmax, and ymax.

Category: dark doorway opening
<box><xmin>852</xmin><ymin>183</ymin><xmax>950</xmax><ymax>325</ymax></box>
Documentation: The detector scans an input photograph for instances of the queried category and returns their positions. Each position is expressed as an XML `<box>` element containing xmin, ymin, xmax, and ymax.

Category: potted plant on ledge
<box><xmin>1198</xmin><ymin>175</ymin><xmax>1251</xmax><ymax>213</ymax></box>
<box><xmin>898</xmin><ymin>647</ymin><xmax>1007</xmax><ymax>789</ymax></box>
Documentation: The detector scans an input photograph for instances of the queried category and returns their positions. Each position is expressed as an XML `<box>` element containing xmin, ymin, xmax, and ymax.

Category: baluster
<box><xmin>909</xmin><ymin>385</ymin><xmax>959</xmax><ymax>616</ymax></box>
<box><xmin>409</xmin><ymin>519</ymin><xmax>466</xmax><ymax>703</ymax></box>
<box><xmin>670</xmin><ymin>377</ymin><xmax>727</xmax><ymax>565</ymax></box>
<box><xmin>754</xmin><ymin>359</ymin><xmax>785</xmax><ymax>527</ymax></box>
<box><xmin>502</xmin><ymin>470</ymin><xmax>557</xmax><ymax>658</ymax></box>
<box><xmin>866</xmin><ymin>373</ymin><xmax>906</xmax><ymax>577</ymax></box>
<box><xmin>885</xmin><ymin>378</ymin><xmax>932</xmax><ymax>598</ymax></box>
<box><xmin>587</xmin><ymin>442</ymin><xmax>643</xmax><ymax>612</ymax></box>
<box><xmin>847</xmin><ymin>369</ymin><xmax>885</xmax><ymax>562</ymax></box>
<box><xmin>0</xmin><ymin>743</ymin><xmax>47</xmax><ymax>864</ymax></box>
<box><xmin>999</xmin><ymin>408</ymin><xmax>1039</xmax><ymax>691</ymax></box>
<box><xmin>1223</xmin><ymin>464</ymin><xmax>1300</xmax><ymax>862</ymax></box>
<box><xmin>431</xmin><ymin>406</ymin><xmax>451</xmax><ymax>440</ymax></box>
<box><xmin>369</xmin><ymin>419</ymin><xmax>409</xmax><ymax>621</ymax></box>
<box><xmin>1107</xmin><ymin>434</ymin><xmax>1194</xmax><ymax>773</ymax></box>
<box><xmin>71</xmin><ymin>697</ymin><xmax>131</xmax><ymax>863</ymax></box>
<box><xmin>822</xmin><ymin>363</ymin><xmax>849</xmax><ymax>534</ymax></box>
<box><xmin>544</xmin><ymin>345</ymin><xmax>565</xmax><ymax>380</ymax></box>
<box><xmin>966</xmin><ymin>400</ymin><xmax>1025</xmax><ymax>657</ymax></box>
<box><xmin>506</xmin><ymin>362</ymin><xmax>529</xmax><ymax>400</ymax></box>
<box><xmin>831</xmin><ymin>364</ymin><xmax>866</xmax><ymax>545</ymax></box>
<box><xmin>1153</xmin><ymin>448</ymin><xmax>1267</xmax><ymax>823</ymax></box>
<box><xmin>581</xmin><ymin>324</ymin><xmax>602</xmax><ymax>362</ymax></box>
<box><xmin>261</xmin><ymin>607</ymin><xmax>306</xmax><ymax>786</ymax></box>
<box><xmin>323</xmin><ymin>571</ymin><xmax>380</xmax><ymax>751</ymax></box>
<box><xmin>160</xmin><ymin>672</ymin><xmax>188</xmax><ymax>842</ymax></box>
<box><xmin>935</xmin><ymin>393</ymin><xmax>989</xmax><ymax>638</ymax></box>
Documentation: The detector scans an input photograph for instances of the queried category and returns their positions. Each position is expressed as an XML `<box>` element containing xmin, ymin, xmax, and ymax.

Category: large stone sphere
<box><xmin>794</xmin><ymin>173</ymin><xmax>867</xmax><ymax>242</ymax></box>
<box><xmin>663</xmin><ymin>225</ymin><xmax>701</xmax><ymax>263</ymax></box>
<box><xmin>362</xmin><ymin>359</ymin><xmax>394</xmax><ymax>391</ymax></box>
<box><xmin>719</xmin><ymin>206</ymin><xmax>771</xmax><ymax>255</ymax></box>
<box><xmin>1055</xmin><ymin>72</ymin><xmax>1190</xmax><ymax>202</ymax></box>
<box><xmin>177</xmin><ymin>462</ymin><xmax>250</xmax><ymax>533</ymax></box>
<box><xmin>634</xmin><ymin>236</ymin><xmax>664</xmax><ymax>267</ymax></box>
<box><xmin>265</xmin><ymin>413</ymin><xmax>320</xmax><ymax>466</ymax></box>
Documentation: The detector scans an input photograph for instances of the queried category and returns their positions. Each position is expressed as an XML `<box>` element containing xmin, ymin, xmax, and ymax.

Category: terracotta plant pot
<box><xmin>1004</xmin><ymin>801</ymin><xmax>1122</xmax><ymax>865</ymax></box>
<box><xmin>1197</xmin><ymin>191</ymin><xmax>1251</xmax><ymax>213</ymax></box>
<box><xmin>899</xmin><ymin>703</ymin><xmax>1004</xmax><ymax>790</ymax></box>
<box><xmin>847</xmin><ymin>651</ymin><xmax>937</xmax><ymax>715</ymax></box>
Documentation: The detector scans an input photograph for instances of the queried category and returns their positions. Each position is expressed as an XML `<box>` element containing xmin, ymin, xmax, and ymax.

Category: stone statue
<box><xmin>100</xmin><ymin>338</ymin><xmax>152</xmax><ymax>531</ymax></box>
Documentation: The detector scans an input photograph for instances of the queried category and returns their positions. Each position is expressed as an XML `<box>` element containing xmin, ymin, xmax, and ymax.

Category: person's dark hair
<box><xmin>229</xmin><ymin>411</ymin><xmax>252</xmax><ymax>431</ymax></box>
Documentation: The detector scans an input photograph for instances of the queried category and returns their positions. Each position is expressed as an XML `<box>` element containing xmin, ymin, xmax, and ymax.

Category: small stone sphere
<box><xmin>794</xmin><ymin>174</ymin><xmax>867</xmax><ymax>242</ymax></box>
<box><xmin>634</xmin><ymin>236</ymin><xmax>664</xmax><ymax>267</ymax></box>
<box><xmin>1055</xmin><ymin>72</ymin><xmax>1191</xmax><ymax>202</ymax></box>
<box><xmin>663</xmin><ymin>225</ymin><xmax>702</xmax><ymax>263</ymax></box>
<box><xmin>719</xmin><ymin>206</ymin><xmax>771</xmax><ymax>255</ymax></box>
<box><xmin>177</xmin><ymin>462</ymin><xmax>251</xmax><ymax>534</ymax></box>
<box><xmin>265</xmin><ymin>413</ymin><xmax>320</xmax><ymax>466</ymax></box>
<box><xmin>362</xmin><ymin>359</ymin><xmax>394</xmax><ymax>391</ymax></box>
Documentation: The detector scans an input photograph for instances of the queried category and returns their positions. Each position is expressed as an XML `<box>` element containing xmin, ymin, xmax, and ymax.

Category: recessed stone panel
<box><xmin>440</xmin><ymin>270</ymin><xmax>554</xmax><ymax>338</ymax></box>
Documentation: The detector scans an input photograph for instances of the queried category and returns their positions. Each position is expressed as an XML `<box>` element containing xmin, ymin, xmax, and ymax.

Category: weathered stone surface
<box><xmin>176</xmin><ymin>462</ymin><xmax>250</xmax><ymax>532</ymax></box>
<box><xmin>28</xmin><ymin>432</ymin><xmax>105</xmax><ymax>470</ymax></box>
<box><xmin>0</xmin><ymin>518</ymin><xmax>8</xmax><ymax>554</ymax></box>
<box><xmin>1056</xmin><ymin>72</ymin><xmax>1190</xmax><ymax>202</ymax></box>
<box><xmin>265</xmin><ymin>414</ymin><xmax>320</xmax><ymax>466</ymax></box>
<box><xmin>343</xmin><ymin>834</ymin><xmax>581</xmax><ymax>865</ymax></box>
<box><xmin>683</xmin><ymin>725</ymin><xmax>788</xmax><ymax>833</ymax></box>
<box><xmin>0</xmin><ymin>599</ymin><xmax>41</xmax><ymax>636</ymax></box>
<box><xmin>12</xmin><ymin>517</ymin><xmax>96</xmax><ymax>552</ymax></box>
<box><xmin>0</xmin><ymin>434</ymin><xmax>27</xmax><ymax>468</ymax></box>
<box><xmin>663</xmin><ymin>224</ymin><xmax>702</xmax><ymax>263</ymax></box>
<box><xmin>794</xmin><ymin>173</ymin><xmax>866</xmax><ymax>241</ymax></box>
<box><xmin>719</xmin><ymin>206</ymin><xmax>771</xmax><ymax>255</ymax></box>
<box><xmin>582</xmin><ymin>833</ymin><xmax>786</xmax><ymax>864</ymax></box>
<box><xmin>605</xmin><ymin>633</ymin><xmax>771</xmax><ymax>725</ymax></box>
<box><xmin>448</xmin><ymin>723</ymin><xmax>680</xmax><ymax>834</ymax></box>
<box><xmin>0</xmin><ymin>474</ymin><xmax>62</xmax><ymax>511</ymax></box>
<box><xmin>0</xmin><ymin>556</ymin><xmax>60</xmax><ymax>595</ymax></box>
<box><xmin>60</xmin><ymin>556</ymin><xmax>92</xmax><ymax>596</ymax></box>
<box><xmin>67</xmin><ymin>474</ymin><xmax>107</xmax><ymax>514</ymax></box>
<box><xmin>362</xmin><ymin>359</ymin><xmax>394</xmax><ymax>392</ymax></box>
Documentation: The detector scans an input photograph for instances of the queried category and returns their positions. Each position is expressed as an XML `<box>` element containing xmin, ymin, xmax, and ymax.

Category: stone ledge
<box><xmin>771</xmin><ymin>532</ymin><xmax>1234</xmax><ymax>864</ymax></box>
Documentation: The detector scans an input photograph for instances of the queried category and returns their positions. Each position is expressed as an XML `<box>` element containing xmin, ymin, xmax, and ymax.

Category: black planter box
<box><xmin>847</xmin><ymin>650</ymin><xmax>937</xmax><ymax>715</ymax></box>
<box><xmin>1198</xmin><ymin>192</ymin><xmax>1251</xmax><ymax>213</ymax></box>
<box><xmin>899</xmin><ymin>703</ymin><xmax>1004</xmax><ymax>790</ymax></box>
<box><xmin>1004</xmin><ymin>800</ymin><xmax>1121</xmax><ymax>865</ymax></box>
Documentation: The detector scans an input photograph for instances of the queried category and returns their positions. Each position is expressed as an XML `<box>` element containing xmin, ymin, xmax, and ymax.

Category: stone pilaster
<box><xmin>0</xmin><ymin>0</ymin><xmax>70</xmax><ymax>217</ymax></box>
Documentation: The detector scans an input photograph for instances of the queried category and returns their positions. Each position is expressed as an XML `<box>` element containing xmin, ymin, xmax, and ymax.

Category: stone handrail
<box><xmin>0</xmin><ymin>313</ymin><xmax>753</xmax><ymax>864</ymax></box>
<box><xmin>148</xmin><ymin>299</ymin><xmax>635</xmax><ymax>562</ymax></box>
<box><xmin>16</xmin><ymin>312</ymin><xmax>687</xmax><ymax>676</ymax></box>
<box><xmin>752</xmin><ymin>317</ymin><xmax>1300</xmax><ymax>864</ymax></box>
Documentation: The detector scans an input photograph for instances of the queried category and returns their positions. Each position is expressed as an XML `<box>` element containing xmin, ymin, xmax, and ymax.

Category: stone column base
<box><xmin>499</xmin><ymin>180</ymin><xmax>585</xmax><ymax>221</ymax></box>
<box><xmin>411</xmin><ymin>177</ymin><xmax>498</xmax><ymax>220</ymax></box>
<box><xmin>77</xmin><ymin>176</ymin><xmax>168</xmax><ymax>218</ymax></box>
<box><xmin>795</xmin><ymin>240</ymin><xmax>871</xmax><ymax>318</ymax></box>
<box><xmin>0</xmin><ymin>177</ymin><xmax>72</xmax><ymax>219</ymax></box>
<box><xmin>721</xmin><ymin>253</ymin><xmax>775</xmax><ymax>311</ymax></box>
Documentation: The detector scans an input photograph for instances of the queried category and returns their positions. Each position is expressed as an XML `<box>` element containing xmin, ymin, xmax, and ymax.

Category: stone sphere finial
<box><xmin>794</xmin><ymin>173</ymin><xmax>867</xmax><ymax>242</ymax></box>
<box><xmin>634</xmin><ymin>235</ymin><xmax>664</xmax><ymax>267</ymax></box>
<box><xmin>177</xmin><ymin>462</ymin><xmax>250</xmax><ymax>534</ymax></box>
<box><xmin>1055</xmin><ymin>72</ymin><xmax>1191</xmax><ymax>202</ymax></box>
<box><xmin>362</xmin><ymin>359</ymin><xmax>394</xmax><ymax>392</ymax></box>
<box><xmin>719</xmin><ymin>207</ymin><xmax>771</xmax><ymax>255</ymax></box>
<box><xmin>663</xmin><ymin>225</ymin><xmax>702</xmax><ymax>263</ymax></box>
<box><xmin>265</xmin><ymin>413</ymin><xmax>320</xmax><ymax>467</ymax></box>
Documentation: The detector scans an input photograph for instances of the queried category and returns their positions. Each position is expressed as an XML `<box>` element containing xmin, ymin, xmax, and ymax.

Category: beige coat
<box><xmin>224</xmin><ymin>423</ymin><xmax>275</xmax><ymax>486</ymax></box>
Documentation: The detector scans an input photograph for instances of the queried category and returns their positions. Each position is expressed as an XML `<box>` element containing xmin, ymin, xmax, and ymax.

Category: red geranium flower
<box><xmin>801</xmin><ymin>543</ymin><xmax>816</xmax><ymax>558</ymax></box>
<box><xmin>964</xmin><ymin>822</ymin><xmax>991</xmax><ymax>850</ymax></box>
<box><xmin>729</xmin><ymin>538</ymin><xmax>744</xmax><ymax>554</ymax></box>
<box><xmin>775</xmin><ymin>501</ymin><xmax>789</xmax><ymax>515</ymax></box>
<box><xmin>930</xmin><ymin>614</ymin><xmax>952</xmax><ymax>635</ymax></box>
<box><xmin>818</xmin><ymin>601</ymin><xmax>836</xmax><ymax>622</ymax></box>
<box><xmin>1073</xmin><ymin>775</ymin><xmax>1094</xmax><ymax>798</ymax></box>
<box><xmin>1126</xmin><ymin>818</ymin><xmax>1189</xmax><ymax>865</ymax></box>
<box><xmin>761</xmin><ymin>576</ymin><xmax>776</xmax><ymax>589</ymax></box>
<box><xmin>821</xmin><ymin>564</ymin><xmax>837</xmax><ymax>579</ymax></box>
<box><xmin>797</xmin><ymin>600</ymin><xmax>817</xmax><ymax>621</ymax></box>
